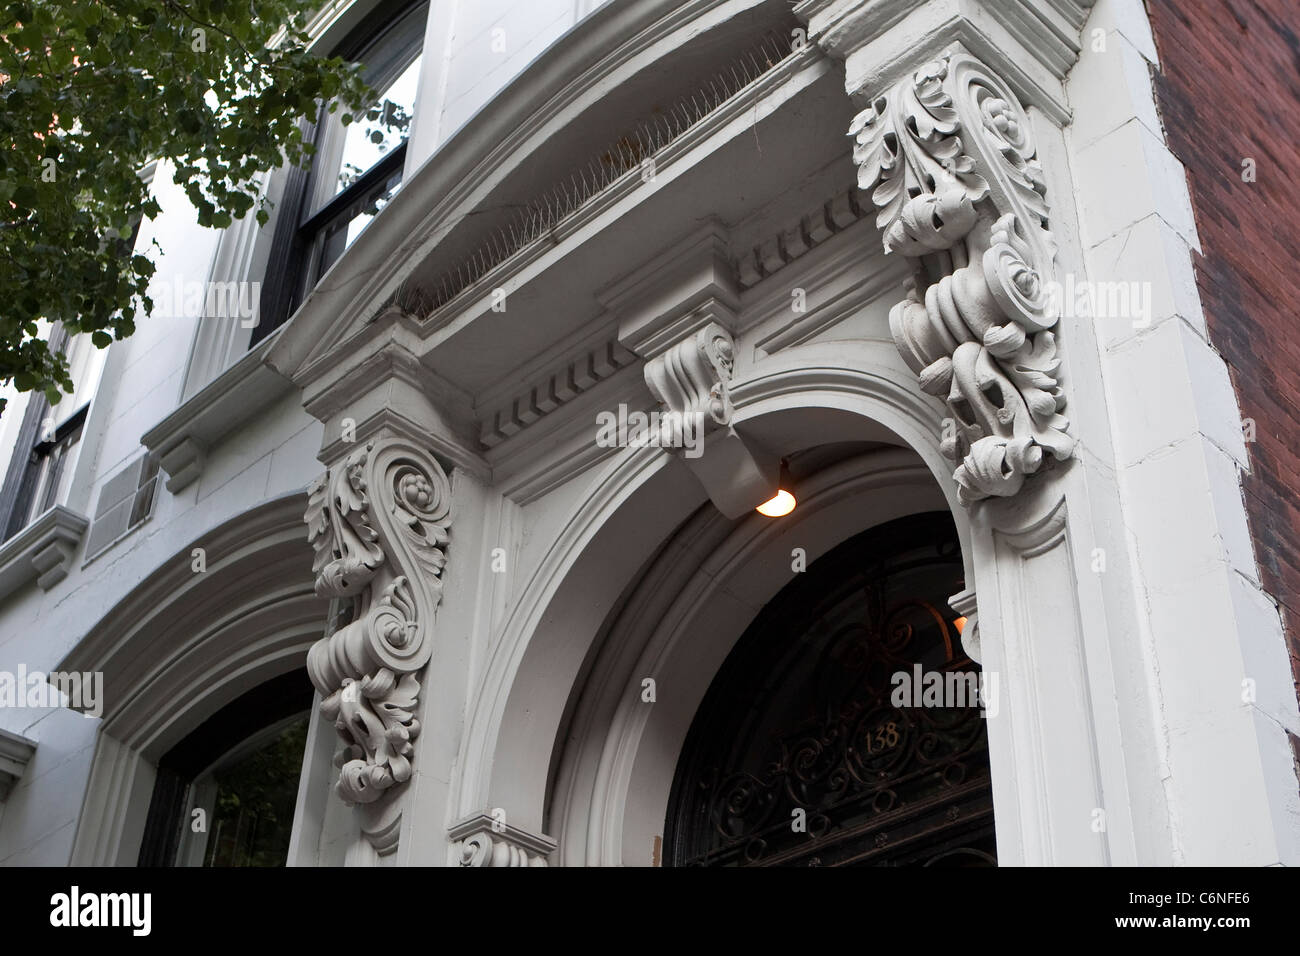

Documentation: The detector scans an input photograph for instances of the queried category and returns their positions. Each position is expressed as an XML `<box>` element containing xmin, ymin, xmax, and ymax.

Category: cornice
<box><xmin>448</xmin><ymin>813</ymin><xmax>556</xmax><ymax>867</ymax></box>
<box><xmin>748</xmin><ymin>220</ymin><xmax>906</xmax><ymax>355</ymax></box>
<box><xmin>733</xmin><ymin>186</ymin><xmax>869</xmax><ymax>290</ymax></box>
<box><xmin>266</xmin><ymin>0</ymin><xmax>774</xmax><ymax>381</ymax></box>
<box><xmin>0</xmin><ymin>505</ymin><xmax>89</xmax><ymax>600</ymax></box>
<box><xmin>142</xmin><ymin>333</ymin><xmax>293</xmax><ymax>493</ymax></box>
<box><xmin>0</xmin><ymin>728</ymin><xmax>36</xmax><ymax>802</ymax></box>
<box><xmin>479</xmin><ymin>340</ymin><xmax>636</xmax><ymax>450</ymax></box>
<box><xmin>489</xmin><ymin>367</ymin><xmax>644</xmax><ymax>506</ymax></box>
<box><xmin>795</xmin><ymin>0</ymin><xmax>1097</xmax><ymax>124</ymax></box>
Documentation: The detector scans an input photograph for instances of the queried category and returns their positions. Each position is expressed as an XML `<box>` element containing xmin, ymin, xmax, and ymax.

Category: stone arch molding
<box><xmin>451</xmin><ymin>340</ymin><xmax>982</xmax><ymax>865</ymax></box>
<box><xmin>550</xmin><ymin>448</ymin><xmax>951</xmax><ymax>866</ymax></box>
<box><xmin>852</xmin><ymin>52</ymin><xmax>1073</xmax><ymax>504</ymax></box>
<box><xmin>62</xmin><ymin>493</ymin><xmax>328</xmax><ymax>866</ymax></box>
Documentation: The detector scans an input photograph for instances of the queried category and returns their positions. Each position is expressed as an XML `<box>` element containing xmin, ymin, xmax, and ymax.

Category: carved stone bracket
<box><xmin>641</xmin><ymin>322</ymin><xmax>778</xmax><ymax>519</ymax></box>
<box><xmin>642</xmin><ymin>321</ymin><xmax>737</xmax><ymax>445</ymax></box>
<box><xmin>851</xmin><ymin>53</ymin><xmax>1074</xmax><ymax>505</ymax></box>
<box><xmin>448</xmin><ymin>813</ymin><xmax>555</xmax><ymax>867</ymax></box>
<box><xmin>305</xmin><ymin>437</ymin><xmax>452</xmax><ymax>852</ymax></box>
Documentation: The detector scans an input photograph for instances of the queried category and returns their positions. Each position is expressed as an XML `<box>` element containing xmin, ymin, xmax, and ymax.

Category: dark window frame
<box><xmin>255</xmin><ymin>0</ymin><xmax>428</xmax><ymax>345</ymax></box>
<box><xmin>137</xmin><ymin>668</ymin><xmax>315</xmax><ymax>867</ymax></box>
<box><xmin>0</xmin><ymin>324</ymin><xmax>84</xmax><ymax>542</ymax></box>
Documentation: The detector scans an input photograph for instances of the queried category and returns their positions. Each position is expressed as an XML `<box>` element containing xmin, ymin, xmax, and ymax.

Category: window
<box><xmin>0</xmin><ymin>325</ymin><xmax>104</xmax><ymax>541</ymax></box>
<box><xmin>255</xmin><ymin>1</ymin><xmax>428</xmax><ymax>346</ymax></box>
<box><xmin>138</xmin><ymin>670</ymin><xmax>315</xmax><ymax>867</ymax></box>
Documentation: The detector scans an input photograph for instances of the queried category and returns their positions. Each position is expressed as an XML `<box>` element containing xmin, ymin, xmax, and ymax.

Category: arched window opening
<box><xmin>137</xmin><ymin>669</ymin><xmax>314</xmax><ymax>867</ymax></box>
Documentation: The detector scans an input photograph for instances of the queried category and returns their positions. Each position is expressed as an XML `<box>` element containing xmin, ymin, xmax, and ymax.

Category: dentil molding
<box><xmin>305</xmin><ymin>437</ymin><xmax>453</xmax><ymax>854</ymax></box>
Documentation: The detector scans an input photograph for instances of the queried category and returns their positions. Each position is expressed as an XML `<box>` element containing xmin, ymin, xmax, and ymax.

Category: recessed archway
<box><xmin>455</xmin><ymin>340</ymin><xmax>980</xmax><ymax>862</ymax></box>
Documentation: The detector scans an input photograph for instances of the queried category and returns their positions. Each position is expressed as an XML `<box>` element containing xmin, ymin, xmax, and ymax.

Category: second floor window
<box><xmin>0</xmin><ymin>326</ymin><xmax>104</xmax><ymax>542</ymax></box>
<box><xmin>255</xmin><ymin>1</ymin><xmax>428</xmax><ymax>346</ymax></box>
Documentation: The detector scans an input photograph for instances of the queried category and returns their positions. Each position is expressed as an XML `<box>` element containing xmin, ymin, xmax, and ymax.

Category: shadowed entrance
<box><xmin>666</xmin><ymin>512</ymin><xmax>995</xmax><ymax>867</ymax></box>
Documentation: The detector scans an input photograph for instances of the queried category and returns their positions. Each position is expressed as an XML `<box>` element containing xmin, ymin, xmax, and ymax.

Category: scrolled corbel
<box><xmin>304</xmin><ymin>438</ymin><xmax>452</xmax><ymax>848</ymax></box>
<box><xmin>642</xmin><ymin>321</ymin><xmax>737</xmax><ymax>448</ymax></box>
<box><xmin>852</xmin><ymin>53</ymin><xmax>1074</xmax><ymax>505</ymax></box>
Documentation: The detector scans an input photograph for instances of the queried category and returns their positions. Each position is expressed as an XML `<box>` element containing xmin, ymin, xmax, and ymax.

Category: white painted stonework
<box><xmin>0</xmin><ymin>0</ymin><xmax>1295</xmax><ymax>868</ymax></box>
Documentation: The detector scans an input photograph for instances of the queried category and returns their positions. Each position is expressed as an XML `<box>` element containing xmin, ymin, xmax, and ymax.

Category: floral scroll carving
<box><xmin>851</xmin><ymin>53</ymin><xmax>1074</xmax><ymax>505</ymax></box>
<box><xmin>642</xmin><ymin>321</ymin><xmax>737</xmax><ymax>447</ymax></box>
<box><xmin>304</xmin><ymin>438</ymin><xmax>451</xmax><ymax>848</ymax></box>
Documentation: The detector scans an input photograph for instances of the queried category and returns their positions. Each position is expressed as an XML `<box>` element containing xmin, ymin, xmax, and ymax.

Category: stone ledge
<box><xmin>0</xmin><ymin>505</ymin><xmax>89</xmax><ymax>600</ymax></box>
<box><xmin>0</xmin><ymin>728</ymin><xmax>36</xmax><ymax>802</ymax></box>
<box><xmin>141</xmin><ymin>334</ymin><xmax>293</xmax><ymax>493</ymax></box>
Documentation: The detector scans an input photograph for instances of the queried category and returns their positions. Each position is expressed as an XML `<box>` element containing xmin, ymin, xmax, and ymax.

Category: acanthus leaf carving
<box><xmin>304</xmin><ymin>439</ymin><xmax>452</xmax><ymax>828</ymax></box>
<box><xmin>852</xmin><ymin>53</ymin><xmax>1073</xmax><ymax>505</ymax></box>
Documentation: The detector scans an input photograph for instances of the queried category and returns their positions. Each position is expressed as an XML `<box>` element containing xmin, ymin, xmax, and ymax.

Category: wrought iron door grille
<box><xmin>666</xmin><ymin>512</ymin><xmax>996</xmax><ymax>867</ymax></box>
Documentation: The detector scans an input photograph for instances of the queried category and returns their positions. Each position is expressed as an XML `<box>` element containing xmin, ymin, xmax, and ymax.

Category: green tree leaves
<box><xmin>0</xmin><ymin>0</ymin><xmax>372</xmax><ymax>413</ymax></box>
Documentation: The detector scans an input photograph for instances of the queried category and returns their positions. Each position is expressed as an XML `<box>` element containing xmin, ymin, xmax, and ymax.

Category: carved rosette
<box><xmin>851</xmin><ymin>53</ymin><xmax>1074</xmax><ymax>505</ymax></box>
<box><xmin>643</xmin><ymin>322</ymin><xmax>737</xmax><ymax>448</ymax></box>
<box><xmin>304</xmin><ymin>438</ymin><xmax>451</xmax><ymax>836</ymax></box>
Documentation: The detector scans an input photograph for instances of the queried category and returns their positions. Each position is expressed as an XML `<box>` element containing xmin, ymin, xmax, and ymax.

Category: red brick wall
<box><xmin>1144</xmin><ymin>2</ymin><xmax>1300</xmax><ymax>705</ymax></box>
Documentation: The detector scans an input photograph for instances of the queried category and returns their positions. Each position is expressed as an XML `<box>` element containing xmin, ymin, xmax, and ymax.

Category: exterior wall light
<box><xmin>756</xmin><ymin>461</ymin><xmax>796</xmax><ymax>517</ymax></box>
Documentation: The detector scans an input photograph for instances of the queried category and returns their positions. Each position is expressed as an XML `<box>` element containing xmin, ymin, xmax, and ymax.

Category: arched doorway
<box><xmin>665</xmin><ymin>513</ymin><xmax>995</xmax><ymax>867</ymax></box>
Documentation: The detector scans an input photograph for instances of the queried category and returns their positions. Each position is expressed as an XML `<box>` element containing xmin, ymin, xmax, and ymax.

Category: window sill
<box><xmin>141</xmin><ymin>332</ymin><xmax>294</xmax><ymax>494</ymax></box>
<box><xmin>0</xmin><ymin>728</ymin><xmax>37</xmax><ymax>801</ymax></box>
<box><xmin>0</xmin><ymin>505</ymin><xmax>90</xmax><ymax>600</ymax></box>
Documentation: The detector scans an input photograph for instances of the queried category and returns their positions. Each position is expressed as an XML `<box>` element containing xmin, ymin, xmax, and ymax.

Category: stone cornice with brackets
<box><xmin>0</xmin><ymin>505</ymin><xmax>89</xmax><ymax>600</ymax></box>
<box><xmin>292</xmin><ymin>313</ymin><xmax>486</xmax><ymax>479</ymax></box>
<box><xmin>0</xmin><ymin>727</ymin><xmax>36</xmax><ymax>802</ymax></box>
<box><xmin>304</xmin><ymin>436</ymin><xmax>454</xmax><ymax>854</ymax></box>
<box><xmin>142</xmin><ymin>333</ymin><xmax>294</xmax><ymax>493</ymax></box>
<box><xmin>749</xmin><ymin>218</ymin><xmax>907</xmax><ymax>356</ymax></box>
<box><xmin>479</xmin><ymin>339</ymin><xmax>637</xmax><ymax>450</ymax></box>
<box><xmin>793</xmin><ymin>0</ymin><xmax>1096</xmax><ymax>507</ymax></box>
<box><xmin>598</xmin><ymin>219</ymin><xmax>741</xmax><ymax>359</ymax></box>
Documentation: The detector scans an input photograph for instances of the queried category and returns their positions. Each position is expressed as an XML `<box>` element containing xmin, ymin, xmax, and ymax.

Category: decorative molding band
<box><xmin>0</xmin><ymin>727</ymin><xmax>36</xmax><ymax>802</ymax></box>
<box><xmin>735</xmin><ymin>187</ymin><xmax>870</xmax><ymax>289</ymax></box>
<box><xmin>0</xmin><ymin>505</ymin><xmax>88</xmax><ymax>598</ymax></box>
<box><xmin>851</xmin><ymin>52</ymin><xmax>1073</xmax><ymax>505</ymax></box>
<box><xmin>305</xmin><ymin>437</ymin><xmax>452</xmax><ymax>853</ymax></box>
<box><xmin>448</xmin><ymin>814</ymin><xmax>555</xmax><ymax>867</ymax></box>
<box><xmin>480</xmin><ymin>341</ymin><xmax>636</xmax><ymax>450</ymax></box>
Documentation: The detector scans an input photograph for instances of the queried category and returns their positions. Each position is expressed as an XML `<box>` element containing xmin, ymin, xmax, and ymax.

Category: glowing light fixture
<box><xmin>756</xmin><ymin>461</ymin><xmax>797</xmax><ymax>517</ymax></box>
<box><xmin>953</xmin><ymin>616</ymin><xmax>968</xmax><ymax>635</ymax></box>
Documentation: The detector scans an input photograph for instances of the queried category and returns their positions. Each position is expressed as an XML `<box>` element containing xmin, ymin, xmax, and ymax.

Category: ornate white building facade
<box><xmin>0</xmin><ymin>0</ymin><xmax>1296</xmax><ymax>867</ymax></box>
